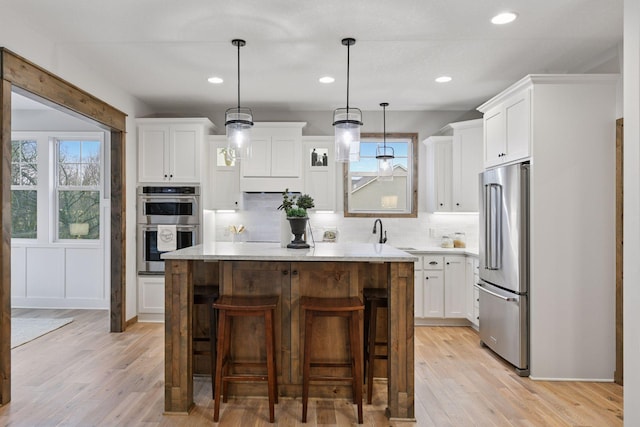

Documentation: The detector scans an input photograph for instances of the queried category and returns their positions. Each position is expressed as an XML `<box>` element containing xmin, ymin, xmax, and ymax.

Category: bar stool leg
<box><xmin>213</xmin><ymin>310</ymin><xmax>228</xmax><ymax>422</ymax></box>
<box><xmin>349</xmin><ymin>311</ymin><xmax>364</xmax><ymax>424</ymax></box>
<box><xmin>208</xmin><ymin>303</ymin><xmax>217</xmax><ymax>399</ymax></box>
<box><xmin>363</xmin><ymin>297</ymin><xmax>371</xmax><ymax>385</ymax></box>
<box><xmin>366</xmin><ymin>299</ymin><xmax>379</xmax><ymax>404</ymax></box>
<box><xmin>302</xmin><ymin>310</ymin><xmax>314</xmax><ymax>423</ymax></box>
<box><xmin>221</xmin><ymin>315</ymin><xmax>233</xmax><ymax>404</ymax></box>
<box><xmin>265</xmin><ymin>309</ymin><xmax>276</xmax><ymax>423</ymax></box>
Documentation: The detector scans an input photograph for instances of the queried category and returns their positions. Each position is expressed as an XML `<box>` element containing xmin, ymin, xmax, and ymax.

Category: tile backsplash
<box><xmin>205</xmin><ymin>192</ymin><xmax>479</xmax><ymax>249</ymax></box>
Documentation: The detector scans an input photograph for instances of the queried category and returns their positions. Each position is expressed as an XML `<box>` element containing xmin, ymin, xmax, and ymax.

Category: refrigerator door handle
<box><xmin>475</xmin><ymin>283</ymin><xmax>517</xmax><ymax>302</ymax></box>
<box><xmin>484</xmin><ymin>183</ymin><xmax>502</xmax><ymax>270</ymax></box>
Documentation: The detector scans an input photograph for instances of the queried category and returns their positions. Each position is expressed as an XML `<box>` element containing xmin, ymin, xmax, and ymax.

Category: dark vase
<box><xmin>287</xmin><ymin>217</ymin><xmax>310</xmax><ymax>249</ymax></box>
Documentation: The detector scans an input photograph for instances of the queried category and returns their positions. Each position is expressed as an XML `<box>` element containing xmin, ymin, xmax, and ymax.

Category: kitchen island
<box><xmin>162</xmin><ymin>242</ymin><xmax>417</xmax><ymax>420</ymax></box>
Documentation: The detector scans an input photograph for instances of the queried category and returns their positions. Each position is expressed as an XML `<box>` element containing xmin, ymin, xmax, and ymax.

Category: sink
<box><xmin>396</xmin><ymin>247</ymin><xmax>417</xmax><ymax>251</ymax></box>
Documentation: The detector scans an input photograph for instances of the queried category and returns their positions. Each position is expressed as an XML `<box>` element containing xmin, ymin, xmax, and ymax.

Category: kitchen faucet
<box><xmin>372</xmin><ymin>219</ymin><xmax>387</xmax><ymax>244</ymax></box>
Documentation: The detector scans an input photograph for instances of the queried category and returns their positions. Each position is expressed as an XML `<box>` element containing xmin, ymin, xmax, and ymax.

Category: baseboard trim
<box><xmin>125</xmin><ymin>316</ymin><xmax>138</xmax><ymax>327</ymax></box>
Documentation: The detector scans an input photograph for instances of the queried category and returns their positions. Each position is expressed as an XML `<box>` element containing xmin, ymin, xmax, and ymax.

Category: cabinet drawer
<box><xmin>423</xmin><ymin>255</ymin><xmax>444</xmax><ymax>270</ymax></box>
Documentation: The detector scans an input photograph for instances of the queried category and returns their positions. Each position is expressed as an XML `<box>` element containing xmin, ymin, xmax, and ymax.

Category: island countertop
<box><xmin>161</xmin><ymin>242</ymin><xmax>419</xmax><ymax>262</ymax></box>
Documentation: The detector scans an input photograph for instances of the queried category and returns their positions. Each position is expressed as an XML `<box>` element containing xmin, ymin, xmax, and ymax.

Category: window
<box><xmin>56</xmin><ymin>139</ymin><xmax>101</xmax><ymax>240</ymax></box>
<box><xmin>11</xmin><ymin>139</ymin><xmax>38</xmax><ymax>238</ymax></box>
<box><xmin>344</xmin><ymin>133</ymin><xmax>418</xmax><ymax>217</ymax></box>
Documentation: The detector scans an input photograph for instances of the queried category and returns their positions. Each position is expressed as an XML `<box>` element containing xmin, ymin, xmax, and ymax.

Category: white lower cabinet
<box><xmin>138</xmin><ymin>276</ymin><xmax>165</xmax><ymax>322</ymax></box>
<box><xmin>466</xmin><ymin>256</ymin><xmax>480</xmax><ymax>328</ymax></box>
<box><xmin>415</xmin><ymin>253</ymin><xmax>477</xmax><ymax>325</ymax></box>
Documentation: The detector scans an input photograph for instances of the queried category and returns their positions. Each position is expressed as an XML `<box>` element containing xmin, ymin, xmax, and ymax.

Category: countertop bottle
<box><xmin>441</xmin><ymin>235</ymin><xmax>453</xmax><ymax>248</ymax></box>
<box><xmin>453</xmin><ymin>232</ymin><xmax>466</xmax><ymax>248</ymax></box>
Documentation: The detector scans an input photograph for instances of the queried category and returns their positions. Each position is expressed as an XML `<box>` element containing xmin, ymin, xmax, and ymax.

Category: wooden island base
<box><xmin>163</xmin><ymin>245</ymin><xmax>415</xmax><ymax>421</ymax></box>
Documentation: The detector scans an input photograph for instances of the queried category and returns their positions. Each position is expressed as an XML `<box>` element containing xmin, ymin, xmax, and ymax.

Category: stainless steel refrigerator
<box><xmin>478</xmin><ymin>162</ymin><xmax>530</xmax><ymax>376</ymax></box>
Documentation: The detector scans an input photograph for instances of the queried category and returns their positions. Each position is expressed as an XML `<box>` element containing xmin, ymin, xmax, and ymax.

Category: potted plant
<box><xmin>278</xmin><ymin>189</ymin><xmax>315</xmax><ymax>248</ymax></box>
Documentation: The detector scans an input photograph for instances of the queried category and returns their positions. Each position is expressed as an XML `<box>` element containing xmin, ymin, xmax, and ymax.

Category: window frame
<box><xmin>343</xmin><ymin>132</ymin><xmax>418</xmax><ymax>218</ymax></box>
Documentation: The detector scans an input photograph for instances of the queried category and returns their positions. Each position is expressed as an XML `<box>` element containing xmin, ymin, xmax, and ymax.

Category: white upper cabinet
<box><xmin>302</xmin><ymin>136</ymin><xmax>335</xmax><ymax>211</ymax></box>
<box><xmin>208</xmin><ymin>136</ymin><xmax>241</xmax><ymax>210</ymax></box>
<box><xmin>240</xmin><ymin>122</ymin><xmax>306</xmax><ymax>192</ymax></box>
<box><xmin>137</xmin><ymin>118</ymin><xmax>214</xmax><ymax>183</ymax></box>
<box><xmin>424</xmin><ymin>119</ymin><xmax>483</xmax><ymax>212</ymax></box>
<box><xmin>480</xmin><ymin>86</ymin><xmax>531</xmax><ymax>168</ymax></box>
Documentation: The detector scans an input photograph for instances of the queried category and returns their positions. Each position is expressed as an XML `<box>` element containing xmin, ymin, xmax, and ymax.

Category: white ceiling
<box><xmin>7</xmin><ymin>0</ymin><xmax>623</xmax><ymax>113</ymax></box>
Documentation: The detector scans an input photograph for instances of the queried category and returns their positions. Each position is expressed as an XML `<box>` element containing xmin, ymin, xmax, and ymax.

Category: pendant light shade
<box><xmin>376</xmin><ymin>102</ymin><xmax>394</xmax><ymax>181</ymax></box>
<box><xmin>225</xmin><ymin>39</ymin><xmax>253</xmax><ymax>160</ymax></box>
<box><xmin>333</xmin><ymin>38</ymin><xmax>363</xmax><ymax>162</ymax></box>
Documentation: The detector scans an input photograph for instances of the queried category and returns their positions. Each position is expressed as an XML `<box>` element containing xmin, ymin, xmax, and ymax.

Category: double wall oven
<box><xmin>137</xmin><ymin>186</ymin><xmax>200</xmax><ymax>274</ymax></box>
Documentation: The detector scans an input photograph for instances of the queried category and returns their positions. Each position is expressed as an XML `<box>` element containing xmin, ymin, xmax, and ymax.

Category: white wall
<box><xmin>1</xmin><ymin>8</ymin><xmax>154</xmax><ymax>321</ymax></box>
<box><xmin>624</xmin><ymin>0</ymin><xmax>640</xmax><ymax>424</ymax></box>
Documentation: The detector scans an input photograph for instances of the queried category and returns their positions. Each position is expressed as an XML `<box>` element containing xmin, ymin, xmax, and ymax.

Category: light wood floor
<box><xmin>0</xmin><ymin>309</ymin><xmax>623</xmax><ymax>426</ymax></box>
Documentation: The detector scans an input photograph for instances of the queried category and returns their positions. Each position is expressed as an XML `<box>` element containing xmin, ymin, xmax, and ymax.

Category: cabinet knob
<box><xmin>456</xmin><ymin>203</ymin><xmax>460</xmax><ymax>206</ymax></box>
<box><xmin>292</xmin><ymin>270</ymin><xmax>298</xmax><ymax>276</ymax></box>
<box><xmin>164</xmin><ymin>174</ymin><xmax>168</xmax><ymax>178</ymax></box>
<box><xmin>439</xmin><ymin>203</ymin><xmax>443</xmax><ymax>206</ymax></box>
<box><xmin>282</xmin><ymin>270</ymin><xmax>289</xmax><ymax>275</ymax></box>
<box><xmin>425</xmin><ymin>276</ymin><xmax>429</xmax><ymax>280</ymax></box>
<box><xmin>446</xmin><ymin>262</ymin><xmax>450</xmax><ymax>265</ymax></box>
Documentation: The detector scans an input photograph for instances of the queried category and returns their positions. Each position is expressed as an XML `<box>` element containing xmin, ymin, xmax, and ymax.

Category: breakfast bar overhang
<box><xmin>162</xmin><ymin>242</ymin><xmax>417</xmax><ymax>420</ymax></box>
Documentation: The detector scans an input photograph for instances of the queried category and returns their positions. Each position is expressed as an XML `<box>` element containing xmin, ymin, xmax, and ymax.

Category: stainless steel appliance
<box><xmin>477</xmin><ymin>163</ymin><xmax>529</xmax><ymax>376</ymax></box>
<box><xmin>137</xmin><ymin>186</ymin><xmax>200</xmax><ymax>274</ymax></box>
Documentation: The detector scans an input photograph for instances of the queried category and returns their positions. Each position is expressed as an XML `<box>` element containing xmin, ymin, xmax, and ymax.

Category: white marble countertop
<box><xmin>395</xmin><ymin>246</ymin><xmax>479</xmax><ymax>257</ymax></box>
<box><xmin>161</xmin><ymin>242</ymin><xmax>419</xmax><ymax>262</ymax></box>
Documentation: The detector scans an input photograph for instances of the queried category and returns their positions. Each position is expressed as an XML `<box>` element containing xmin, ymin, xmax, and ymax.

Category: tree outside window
<box><xmin>11</xmin><ymin>139</ymin><xmax>38</xmax><ymax>238</ymax></box>
<box><xmin>57</xmin><ymin>139</ymin><xmax>101</xmax><ymax>240</ymax></box>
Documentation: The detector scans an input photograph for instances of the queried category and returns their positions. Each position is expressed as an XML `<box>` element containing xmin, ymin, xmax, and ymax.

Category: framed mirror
<box><xmin>343</xmin><ymin>132</ymin><xmax>418</xmax><ymax>217</ymax></box>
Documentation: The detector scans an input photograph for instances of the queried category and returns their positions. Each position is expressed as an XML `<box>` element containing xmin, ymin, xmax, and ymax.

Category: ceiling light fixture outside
<box><xmin>319</xmin><ymin>76</ymin><xmax>335</xmax><ymax>84</ymax></box>
<box><xmin>208</xmin><ymin>76</ymin><xmax>224</xmax><ymax>84</ymax></box>
<box><xmin>491</xmin><ymin>12</ymin><xmax>518</xmax><ymax>25</ymax></box>
<box><xmin>376</xmin><ymin>102</ymin><xmax>394</xmax><ymax>181</ymax></box>
<box><xmin>435</xmin><ymin>76</ymin><xmax>452</xmax><ymax>83</ymax></box>
<box><xmin>333</xmin><ymin>37</ymin><xmax>363</xmax><ymax>163</ymax></box>
<box><xmin>225</xmin><ymin>39</ymin><xmax>253</xmax><ymax>160</ymax></box>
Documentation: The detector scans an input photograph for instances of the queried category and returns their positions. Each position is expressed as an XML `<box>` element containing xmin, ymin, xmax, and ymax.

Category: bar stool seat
<box><xmin>363</xmin><ymin>287</ymin><xmax>388</xmax><ymax>404</ymax></box>
<box><xmin>213</xmin><ymin>295</ymin><xmax>279</xmax><ymax>423</ymax></box>
<box><xmin>300</xmin><ymin>296</ymin><xmax>364</xmax><ymax>424</ymax></box>
<box><xmin>193</xmin><ymin>285</ymin><xmax>219</xmax><ymax>399</ymax></box>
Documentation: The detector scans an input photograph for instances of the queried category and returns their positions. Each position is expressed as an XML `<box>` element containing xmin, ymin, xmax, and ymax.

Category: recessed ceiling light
<box><xmin>491</xmin><ymin>12</ymin><xmax>518</xmax><ymax>25</ymax></box>
<box><xmin>207</xmin><ymin>76</ymin><xmax>224</xmax><ymax>84</ymax></box>
<box><xmin>319</xmin><ymin>76</ymin><xmax>335</xmax><ymax>84</ymax></box>
<box><xmin>435</xmin><ymin>76</ymin><xmax>452</xmax><ymax>83</ymax></box>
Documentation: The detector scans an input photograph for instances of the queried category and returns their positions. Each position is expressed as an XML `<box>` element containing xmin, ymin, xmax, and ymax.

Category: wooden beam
<box><xmin>0</xmin><ymin>79</ymin><xmax>11</xmax><ymax>405</ymax></box>
<box><xmin>110</xmin><ymin>130</ymin><xmax>126</xmax><ymax>332</ymax></box>
<box><xmin>0</xmin><ymin>48</ymin><xmax>126</xmax><ymax>131</ymax></box>
<box><xmin>615</xmin><ymin>117</ymin><xmax>623</xmax><ymax>385</ymax></box>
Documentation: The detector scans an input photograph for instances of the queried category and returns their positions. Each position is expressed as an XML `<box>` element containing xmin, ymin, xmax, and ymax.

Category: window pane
<box><xmin>11</xmin><ymin>190</ymin><xmax>37</xmax><ymax>238</ymax></box>
<box><xmin>58</xmin><ymin>190</ymin><xmax>100</xmax><ymax>240</ymax></box>
<box><xmin>12</xmin><ymin>140</ymin><xmax>38</xmax><ymax>186</ymax></box>
<box><xmin>59</xmin><ymin>140</ymin><xmax>81</xmax><ymax>163</ymax></box>
<box><xmin>58</xmin><ymin>139</ymin><xmax>101</xmax><ymax>186</ymax></box>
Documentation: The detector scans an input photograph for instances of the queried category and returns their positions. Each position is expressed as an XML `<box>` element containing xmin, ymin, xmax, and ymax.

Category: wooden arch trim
<box><xmin>0</xmin><ymin>47</ymin><xmax>127</xmax><ymax>404</ymax></box>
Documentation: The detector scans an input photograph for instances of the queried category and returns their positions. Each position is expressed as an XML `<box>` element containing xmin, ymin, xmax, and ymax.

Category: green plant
<box><xmin>278</xmin><ymin>188</ymin><xmax>315</xmax><ymax>218</ymax></box>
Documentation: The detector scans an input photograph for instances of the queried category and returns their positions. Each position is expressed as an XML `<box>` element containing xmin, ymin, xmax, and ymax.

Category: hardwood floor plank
<box><xmin>0</xmin><ymin>310</ymin><xmax>623</xmax><ymax>426</ymax></box>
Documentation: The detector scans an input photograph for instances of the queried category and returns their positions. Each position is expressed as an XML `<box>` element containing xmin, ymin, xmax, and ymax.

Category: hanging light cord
<box><xmin>383</xmin><ymin>103</ymin><xmax>386</xmax><ymax>148</ymax></box>
<box><xmin>346</xmin><ymin>41</ymin><xmax>350</xmax><ymax>113</ymax></box>
<box><xmin>236</xmin><ymin>42</ymin><xmax>241</xmax><ymax>110</ymax></box>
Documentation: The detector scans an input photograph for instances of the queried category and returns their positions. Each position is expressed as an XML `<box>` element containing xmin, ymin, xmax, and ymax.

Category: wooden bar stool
<box><xmin>193</xmin><ymin>285</ymin><xmax>219</xmax><ymax>399</ymax></box>
<box><xmin>213</xmin><ymin>295</ymin><xmax>279</xmax><ymax>423</ymax></box>
<box><xmin>300</xmin><ymin>296</ymin><xmax>364</xmax><ymax>424</ymax></box>
<box><xmin>363</xmin><ymin>287</ymin><xmax>388</xmax><ymax>404</ymax></box>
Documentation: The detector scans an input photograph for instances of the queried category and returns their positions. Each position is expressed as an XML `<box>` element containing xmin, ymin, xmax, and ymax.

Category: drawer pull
<box><xmin>429</xmin><ymin>261</ymin><xmax>438</xmax><ymax>265</ymax></box>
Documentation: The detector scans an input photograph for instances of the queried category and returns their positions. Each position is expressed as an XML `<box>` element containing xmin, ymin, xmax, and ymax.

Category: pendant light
<box><xmin>376</xmin><ymin>102</ymin><xmax>394</xmax><ymax>181</ymax></box>
<box><xmin>225</xmin><ymin>39</ymin><xmax>253</xmax><ymax>160</ymax></box>
<box><xmin>333</xmin><ymin>38</ymin><xmax>363</xmax><ymax>163</ymax></box>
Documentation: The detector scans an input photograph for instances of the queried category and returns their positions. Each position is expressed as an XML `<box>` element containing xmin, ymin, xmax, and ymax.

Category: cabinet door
<box><xmin>138</xmin><ymin>124</ymin><xmax>169</xmax><ymax>182</ymax></box>
<box><xmin>433</xmin><ymin>140</ymin><xmax>452</xmax><ymax>211</ymax></box>
<box><xmin>138</xmin><ymin>276</ymin><xmax>165</xmax><ymax>314</ymax></box>
<box><xmin>242</xmin><ymin>133</ymin><xmax>271</xmax><ymax>177</ymax></box>
<box><xmin>169</xmin><ymin>124</ymin><xmax>201</xmax><ymax>182</ymax></box>
<box><xmin>504</xmin><ymin>89</ymin><xmax>531</xmax><ymax>164</ymax></box>
<box><xmin>210</xmin><ymin>138</ymin><xmax>240</xmax><ymax>210</ymax></box>
<box><xmin>303</xmin><ymin>138</ymin><xmax>335</xmax><ymax>210</ymax></box>
<box><xmin>484</xmin><ymin>107</ymin><xmax>505</xmax><ymax>168</ymax></box>
<box><xmin>423</xmin><ymin>272</ymin><xmax>444</xmax><ymax>318</ymax></box>
<box><xmin>271</xmin><ymin>135</ymin><xmax>300</xmax><ymax>177</ymax></box>
<box><xmin>452</xmin><ymin>125</ymin><xmax>483</xmax><ymax>212</ymax></box>
<box><xmin>444</xmin><ymin>256</ymin><xmax>466</xmax><ymax>318</ymax></box>
<box><xmin>465</xmin><ymin>257</ymin><xmax>475</xmax><ymax>322</ymax></box>
<box><xmin>414</xmin><ymin>270</ymin><xmax>424</xmax><ymax>318</ymax></box>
